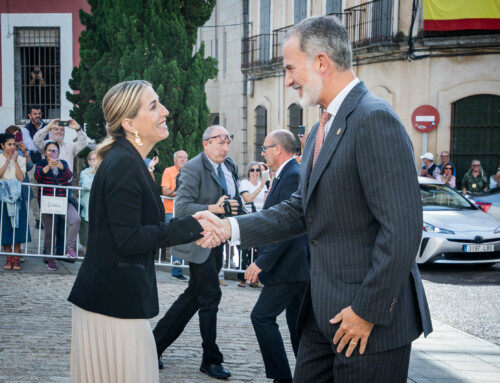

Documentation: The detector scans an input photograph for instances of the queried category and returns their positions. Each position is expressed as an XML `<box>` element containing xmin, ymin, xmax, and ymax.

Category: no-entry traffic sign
<box><xmin>411</xmin><ymin>105</ymin><xmax>440</xmax><ymax>133</ymax></box>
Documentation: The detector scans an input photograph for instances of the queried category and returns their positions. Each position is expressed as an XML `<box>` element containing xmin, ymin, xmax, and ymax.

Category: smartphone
<box><xmin>299</xmin><ymin>125</ymin><xmax>306</xmax><ymax>135</ymax></box>
<box><xmin>51</xmin><ymin>151</ymin><xmax>58</xmax><ymax>160</ymax></box>
<box><xmin>57</xmin><ymin>120</ymin><xmax>71</xmax><ymax>127</ymax></box>
<box><xmin>15</xmin><ymin>131</ymin><xmax>23</xmax><ymax>142</ymax></box>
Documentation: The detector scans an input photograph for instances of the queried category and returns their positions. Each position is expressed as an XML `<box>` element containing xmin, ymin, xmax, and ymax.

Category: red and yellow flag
<box><xmin>423</xmin><ymin>0</ymin><xmax>500</xmax><ymax>31</ymax></box>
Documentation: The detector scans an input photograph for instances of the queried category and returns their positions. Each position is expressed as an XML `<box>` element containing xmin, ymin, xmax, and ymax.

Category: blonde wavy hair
<box><xmin>96</xmin><ymin>80</ymin><xmax>151</xmax><ymax>168</ymax></box>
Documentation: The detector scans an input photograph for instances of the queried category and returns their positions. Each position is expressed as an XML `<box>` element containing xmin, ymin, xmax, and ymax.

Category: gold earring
<box><xmin>134</xmin><ymin>130</ymin><xmax>143</xmax><ymax>146</ymax></box>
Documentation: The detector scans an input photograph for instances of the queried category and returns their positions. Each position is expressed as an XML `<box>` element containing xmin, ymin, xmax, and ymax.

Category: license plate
<box><xmin>463</xmin><ymin>244</ymin><xmax>494</xmax><ymax>252</ymax></box>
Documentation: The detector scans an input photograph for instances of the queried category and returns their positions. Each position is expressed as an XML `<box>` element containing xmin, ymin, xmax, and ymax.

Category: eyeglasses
<box><xmin>261</xmin><ymin>144</ymin><xmax>277</xmax><ymax>153</ymax></box>
<box><xmin>472</xmin><ymin>164</ymin><xmax>480</xmax><ymax>167</ymax></box>
<box><xmin>444</xmin><ymin>167</ymin><xmax>453</xmax><ymax>170</ymax></box>
<box><xmin>249</xmin><ymin>168</ymin><xmax>261</xmax><ymax>172</ymax></box>
<box><xmin>206</xmin><ymin>134</ymin><xmax>233</xmax><ymax>144</ymax></box>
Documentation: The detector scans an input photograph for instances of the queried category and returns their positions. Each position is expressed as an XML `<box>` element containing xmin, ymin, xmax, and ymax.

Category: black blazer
<box><xmin>255</xmin><ymin>159</ymin><xmax>309</xmax><ymax>285</ymax></box>
<box><xmin>68</xmin><ymin>137</ymin><xmax>203</xmax><ymax>319</ymax></box>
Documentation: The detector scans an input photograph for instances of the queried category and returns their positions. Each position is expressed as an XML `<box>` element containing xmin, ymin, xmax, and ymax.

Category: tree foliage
<box><xmin>67</xmin><ymin>0</ymin><xmax>218</xmax><ymax>172</ymax></box>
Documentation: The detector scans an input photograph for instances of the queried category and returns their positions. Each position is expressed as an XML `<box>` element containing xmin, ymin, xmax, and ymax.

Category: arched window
<box><xmin>254</xmin><ymin>106</ymin><xmax>267</xmax><ymax>161</ymax></box>
<box><xmin>452</xmin><ymin>94</ymin><xmax>500</xmax><ymax>187</ymax></box>
<box><xmin>288</xmin><ymin>104</ymin><xmax>303</xmax><ymax>154</ymax></box>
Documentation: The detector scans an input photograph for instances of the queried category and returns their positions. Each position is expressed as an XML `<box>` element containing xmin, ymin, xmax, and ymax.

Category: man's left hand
<box><xmin>244</xmin><ymin>262</ymin><xmax>262</xmax><ymax>283</ymax></box>
<box><xmin>330</xmin><ymin>306</ymin><xmax>374</xmax><ymax>357</ymax></box>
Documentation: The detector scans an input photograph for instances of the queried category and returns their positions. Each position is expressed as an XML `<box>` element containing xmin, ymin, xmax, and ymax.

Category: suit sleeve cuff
<box><xmin>227</xmin><ymin>217</ymin><xmax>241</xmax><ymax>246</ymax></box>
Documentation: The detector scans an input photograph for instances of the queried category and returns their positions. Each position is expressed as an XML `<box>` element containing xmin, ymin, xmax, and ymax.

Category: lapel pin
<box><xmin>337</xmin><ymin>128</ymin><xmax>341</xmax><ymax>135</ymax></box>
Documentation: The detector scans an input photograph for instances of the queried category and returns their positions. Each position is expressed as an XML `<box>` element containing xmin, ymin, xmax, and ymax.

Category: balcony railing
<box><xmin>241</xmin><ymin>34</ymin><xmax>273</xmax><ymax>69</ymax></box>
<box><xmin>345</xmin><ymin>0</ymin><xmax>393</xmax><ymax>48</ymax></box>
<box><xmin>241</xmin><ymin>1</ymin><xmax>394</xmax><ymax>72</ymax></box>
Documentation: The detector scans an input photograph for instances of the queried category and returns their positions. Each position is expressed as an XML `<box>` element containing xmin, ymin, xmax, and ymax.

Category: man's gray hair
<box><xmin>203</xmin><ymin>125</ymin><xmax>227</xmax><ymax>141</ymax></box>
<box><xmin>269</xmin><ymin>129</ymin><xmax>296</xmax><ymax>155</ymax></box>
<box><xmin>173</xmin><ymin>150</ymin><xmax>187</xmax><ymax>159</ymax></box>
<box><xmin>285</xmin><ymin>15</ymin><xmax>352</xmax><ymax>72</ymax></box>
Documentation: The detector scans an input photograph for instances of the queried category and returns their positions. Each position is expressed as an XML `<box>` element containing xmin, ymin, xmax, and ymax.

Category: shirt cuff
<box><xmin>227</xmin><ymin>217</ymin><xmax>241</xmax><ymax>246</ymax></box>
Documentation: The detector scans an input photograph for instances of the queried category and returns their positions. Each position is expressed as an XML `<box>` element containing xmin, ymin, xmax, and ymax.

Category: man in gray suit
<box><xmin>196</xmin><ymin>16</ymin><xmax>432</xmax><ymax>383</ymax></box>
<box><xmin>153</xmin><ymin>125</ymin><xmax>243</xmax><ymax>380</ymax></box>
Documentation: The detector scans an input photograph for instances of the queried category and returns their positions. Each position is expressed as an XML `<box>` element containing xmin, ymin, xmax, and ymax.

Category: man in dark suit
<box><xmin>245</xmin><ymin>130</ymin><xmax>309</xmax><ymax>383</ymax></box>
<box><xmin>153</xmin><ymin>125</ymin><xmax>243</xmax><ymax>380</ymax></box>
<box><xmin>198</xmin><ymin>16</ymin><xmax>433</xmax><ymax>383</ymax></box>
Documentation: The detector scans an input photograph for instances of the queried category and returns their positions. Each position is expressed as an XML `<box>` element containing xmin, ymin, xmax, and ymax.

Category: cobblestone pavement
<box><xmin>1</xmin><ymin>258</ymin><xmax>500</xmax><ymax>382</ymax></box>
<box><xmin>0</xmin><ymin>260</ymin><xmax>294</xmax><ymax>383</ymax></box>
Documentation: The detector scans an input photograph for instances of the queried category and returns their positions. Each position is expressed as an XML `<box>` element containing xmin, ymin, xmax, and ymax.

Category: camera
<box><xmin>33</xmin><ymin>70</ymin><xmax>40</xmax><ymax>75</ymax></box>
<box><xmin>57</xmin><ymin>120</ymin><xmax>71</xmax><ymax>127</ymax></box>
<box><xmin>222</xmin><ymin>199</ymin><xmax>233</xmax><ymax>215</ymax></box>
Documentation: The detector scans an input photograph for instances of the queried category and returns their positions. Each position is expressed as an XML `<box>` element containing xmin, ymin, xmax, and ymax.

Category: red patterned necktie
<box><xmin>312</xmin><ymin>111</ymin><xmax>332</xmax><ymax>167</ymax></box>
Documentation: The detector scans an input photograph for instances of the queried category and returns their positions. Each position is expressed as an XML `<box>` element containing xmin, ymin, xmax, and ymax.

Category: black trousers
<box><xmin>251</xmin><ymin>281</ymin><xmax>307</xmax><ymax>380</ymax></box>
<box><xmin>153</xmin><ymin>246</ymin><xmax>224</xmax><ymax>365</ymax></box>
<box><xmin>293</xmin><ymin>309</ymin><xmax>412</xmax><ymax>383</ymax></box>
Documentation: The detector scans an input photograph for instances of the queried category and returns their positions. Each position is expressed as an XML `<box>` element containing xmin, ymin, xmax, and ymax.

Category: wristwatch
<box><xmin>76</xmin><ymin>127</ymin><xmax>82</xmax><ymax>132</ymax></box>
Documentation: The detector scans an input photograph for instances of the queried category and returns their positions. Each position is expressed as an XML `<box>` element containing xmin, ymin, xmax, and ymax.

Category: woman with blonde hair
<box><xmin>68</xmin><ymin>80</ymin><xmax>220</xmax><ymax>382</ymax></box>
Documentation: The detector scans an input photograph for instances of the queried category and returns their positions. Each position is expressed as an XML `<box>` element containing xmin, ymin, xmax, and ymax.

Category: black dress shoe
<box><xmin>200</xmin><ymin>363</ymin><xmax>231</xmax><ymax>379</ymax></box>
<box><xmin>158</xmin><ymin>356</ymin><xmax>164</xmax><ymax>370</ymax></box>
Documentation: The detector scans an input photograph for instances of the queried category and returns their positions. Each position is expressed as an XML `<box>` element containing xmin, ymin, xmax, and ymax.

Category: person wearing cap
<box><xmin>419</xmin><ymin>153</ymin><xmax>439</xmax><ymax>179</ymax></box>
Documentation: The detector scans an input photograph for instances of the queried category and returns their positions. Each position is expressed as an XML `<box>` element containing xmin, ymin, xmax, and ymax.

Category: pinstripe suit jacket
<box><xmin>236</xmin><ymin>82</ymin><xmax>432</xmax><ymax>354</ymax></box>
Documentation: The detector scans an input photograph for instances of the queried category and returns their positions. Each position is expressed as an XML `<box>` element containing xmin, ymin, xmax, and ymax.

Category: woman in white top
<box><xmin>239</xmin><ymin>161</ymin><xmax>268</xmax><ymax>213</ymax></box>
<box><xmin>436</xmin><ymin>162</ymin><xmax>456</xmax><ymax>189</ymax></box>
<box><xmin>237</xmin><ymin>161</ymin><xmax>268</xmax><ymax>287</ymax></box>
<box><xmin>489</xmin><ymin>162</ymin><xmax>500</xmax><ymax>190</ymax></box>
<box><xmin>0</xmin><ymin>133</ymin><xmax>28</xmax><ymax>271</ymax></box>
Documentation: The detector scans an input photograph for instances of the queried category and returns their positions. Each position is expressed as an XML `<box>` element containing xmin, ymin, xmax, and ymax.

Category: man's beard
<box><xmin>299</xmin><ymin>68</ymin><xmax>323</xmax><ymax>109</ymax></box>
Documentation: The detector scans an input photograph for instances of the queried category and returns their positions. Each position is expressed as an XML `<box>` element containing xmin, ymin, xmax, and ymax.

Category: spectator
<box><xmin>33</xmin><ymin>118</ymin><xmax>88</xmax><ymax>175</ymax></box>
<box><xmin>161</xmin><ymin>150</ymin><xmax>189</xmax><ymax>281</ymax></box>
<box><xmin>145</xmin><ymin>155</ymin><xmax>159</xmax><ymax>181</ymax></box>
<box><xmin>35</xmin><ymin>141</ymin><xmax>81</xmax><ymax>271</ymax></box>
<box><xmin>78</xmin><ymin>150</ymin><xmax>96</xmax><ymax>255</ymax></box>
<box><xmin>489</xmin><ymin>162</ymin><xmax>500</xmax><ymax>190</ymax></box>
<box><xmin>0</xmin><ymin>133</ymin><xmax>30</xmax><ymax>271</ymax></box>
<box><xmin>5</xmin><ymin>126</ymin><xmax>34</xmax><ymax>203</ymax></box>
<box><xmin>419</xmin><ymin>152</ymin><xmax>440</xmax><ymax>179</ymax></box>
<box><xmin>436</xmin><ymin>162</ymin><xmax>456</xmax><ymax>189</ymax></box>
<box><xmin>23</xmin><ymin>105</ymin><xmax>46</xmax><ymax>228</ymax></box>
<box><xmin>28</xmin><ymin>66</ymin><xmax>47</xmax><ymax>116</ymax></box>
<box><xmin>437</xmin><ymin>151</ymin><xmax>456</xmax><ymax>176</ymax></box>
<box><xmin>237</xmin><ymin>161</ymin><xmax>268</xmax><ymax>287</ymax></box>
<box><xmin>33</xmin><ymin>118</ymin><xmax>88</xmax><ymax>256</ymax></box>
<box><xmin>462</xmin><ymin>159</ymin><xmax>489</xmax><ymax>194</ymax></box>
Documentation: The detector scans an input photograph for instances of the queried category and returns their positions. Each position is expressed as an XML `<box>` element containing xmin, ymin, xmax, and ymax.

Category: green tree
<box><xmin>67</xmin><ymin>0</ymin><xmax>218</xmax><ymax>173</ymax></box>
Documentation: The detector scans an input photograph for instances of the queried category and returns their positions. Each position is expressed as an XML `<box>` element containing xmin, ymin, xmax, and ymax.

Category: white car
<box><xmin>417</xmin><ymin>177</ymin><xmax>500</xmax><ymax>266</ymax></box>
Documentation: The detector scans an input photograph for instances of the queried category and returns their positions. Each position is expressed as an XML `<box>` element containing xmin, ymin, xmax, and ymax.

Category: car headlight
<box><xmin>495</xmin><ymin>225</ymin><xmax>500</xmax><ymax>234</ymax></box>
<box><xmin>423</xmin><ymin>222</ymin><xmax>455</xmax><ymax>234</ymax></box>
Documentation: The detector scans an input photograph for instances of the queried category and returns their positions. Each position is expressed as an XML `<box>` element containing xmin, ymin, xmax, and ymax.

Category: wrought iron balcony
<box><xmin>344</xmin><ymin>0</ymin><xmax>394</xmax><ymax>48</ymax></box>
<box><xmin>241</xmin><ymin>34</ymin><xmax>273</xmax><ymax>70</ymax></box>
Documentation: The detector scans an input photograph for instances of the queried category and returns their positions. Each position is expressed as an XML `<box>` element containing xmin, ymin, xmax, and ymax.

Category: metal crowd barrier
<box><xmin>0</xmin><ymin>183</ymin><xmax>255</xmax><ymax>273</ymax></box>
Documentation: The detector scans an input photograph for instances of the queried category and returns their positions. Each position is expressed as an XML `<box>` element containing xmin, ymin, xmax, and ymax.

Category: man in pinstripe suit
<box><xmin>196</xmin><ymin>15</ymin><xmax>432</xmax><ymax>382</ymax></box>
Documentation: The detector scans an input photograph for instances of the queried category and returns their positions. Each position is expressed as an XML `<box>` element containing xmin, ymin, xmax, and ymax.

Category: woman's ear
<box><xmin>121</xmin><ymin>118</ymin><xmax>135</xmax><ymax>135</ymax></box>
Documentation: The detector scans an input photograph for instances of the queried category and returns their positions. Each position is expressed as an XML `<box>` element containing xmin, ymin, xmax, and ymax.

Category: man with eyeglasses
<box><xmin>153</xmin><ymin>125</ymin><xmax>244</xmax><ymax>380</ymax></box>
<box><xmin>437</xmin><ymin>151</ymin><xmax>456</xmax><ymax>176</ymax></box>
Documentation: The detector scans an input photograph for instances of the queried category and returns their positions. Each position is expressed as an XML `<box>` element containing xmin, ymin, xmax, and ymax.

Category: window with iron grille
<box><xmin>14</xmin><ymin>27</ymin><xmax>61</xmax><ymax>124</ymax></box>
<box><xmin>294</xmin><ymin>0</ymin><xmax>307</xmax><ymax>23</ymax></box>
<box><xmin>288</xmin><ymin>103</ymin><xmax>303</xmax><ymax>154</ymax></box>
<box><xmin>452</xmin><ymin>94</ymin><xmax>500</xmax><ymax>187</ymax></box>
<box><xmin>254</xmin><ymin>106</ymin><xmax>267</xmax><ymax>161</ymax></box>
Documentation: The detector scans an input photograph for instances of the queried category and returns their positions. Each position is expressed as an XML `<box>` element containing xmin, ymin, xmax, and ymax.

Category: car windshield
<box><xmin>420</xmin><ymin>183</ymin><xmax>475</xmax><ymax>211</ymax></box>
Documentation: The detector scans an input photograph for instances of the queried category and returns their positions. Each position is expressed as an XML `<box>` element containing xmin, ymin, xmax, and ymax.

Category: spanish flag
<box><xmin>423</xmin><ymin>0</ymin><xmax>500</xmax><ymax>31</ymax></box>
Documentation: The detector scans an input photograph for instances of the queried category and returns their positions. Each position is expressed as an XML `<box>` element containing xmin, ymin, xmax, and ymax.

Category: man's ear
<box><xmin>316</xmin><ymin>52</ymin><xmax>330</xmax><ymax>73</ymax></box>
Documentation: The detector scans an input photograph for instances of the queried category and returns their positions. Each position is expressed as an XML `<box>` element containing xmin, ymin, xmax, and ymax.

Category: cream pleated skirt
<box><xmin>71</xmin><ymin>304</ymin><xmax>159</xmax><ymax>383</ymax></box>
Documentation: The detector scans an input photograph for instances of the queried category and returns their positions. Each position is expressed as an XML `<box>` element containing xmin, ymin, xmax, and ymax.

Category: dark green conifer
<box><xmin>67</xmin><ymin>0</ymin><xmax>217</xmax><ymax>172</ymax></box>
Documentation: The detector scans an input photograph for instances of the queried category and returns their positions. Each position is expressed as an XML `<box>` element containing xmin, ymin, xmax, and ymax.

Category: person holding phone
<box><xmin>0</xmin><ymin>133</ymin><xmax>30</xmax><ymax>271</ymax></box>
<box><xmin>34</xmin><ymin>141</ymin><xmax>81</xmax><ymax>270</ymax></box>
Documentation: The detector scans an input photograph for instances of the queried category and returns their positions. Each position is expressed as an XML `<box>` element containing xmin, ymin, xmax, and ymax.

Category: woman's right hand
<box><xmin>48</xmin><ymin>158</ymin><xmax>59</xmax><ymax>168</ymax></box>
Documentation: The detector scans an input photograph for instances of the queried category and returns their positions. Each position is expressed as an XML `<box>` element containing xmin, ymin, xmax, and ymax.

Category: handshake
<box><xmin>193</xmin><ymin>211</ymin><xmax>232</xmax><ymax>248</ymax></box>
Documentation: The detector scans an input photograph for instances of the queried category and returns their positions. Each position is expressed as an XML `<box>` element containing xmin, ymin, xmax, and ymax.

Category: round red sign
<box><xmin>411</xmin><ymin>105</ymin><xmax>440</xmax><ymax>133</ymax></box>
